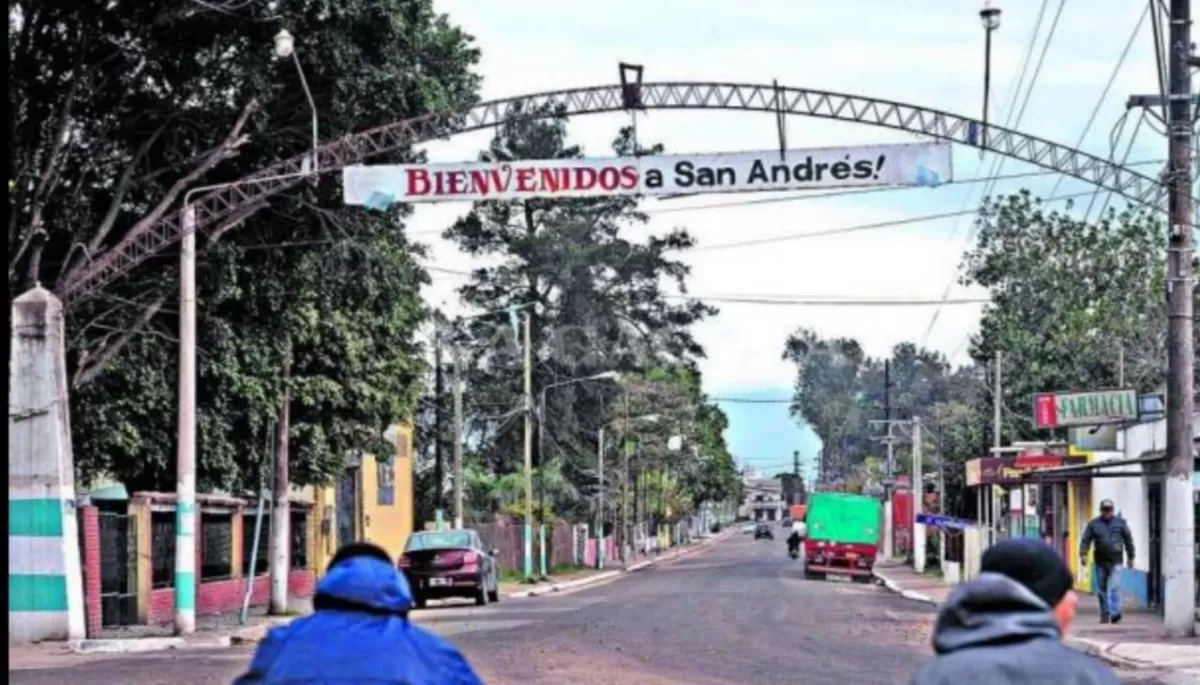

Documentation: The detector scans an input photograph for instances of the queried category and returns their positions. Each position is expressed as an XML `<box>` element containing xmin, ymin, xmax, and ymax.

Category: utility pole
<box><xmin>621</xmin><ymin>392</ymin><xmax>630</xmax><ymax>564</ymax></box>
<box><xmin>434</xmin><ymin>329</ymin><xmax>445</xmax><ymax>529</ymax></box>
<box><xmin>452</xmin><ymin>347</ymin><xmax>464</xmax><ymax>530</ymax></box>
<box><xmin>269</xmin><ymin>351</ymin><xmax>292</xmax><ymax>615</ymax></box>
<box><xmin>1124</xmin><ymin>3</ymin><xmax>1198</xmax><ymax>637</ymax></box>
<box><xmin>992</xmin><ymin>351</ymin><xmax>1003</xmax><ymax>452</ymax></box>
<box><xmin>884</xmin><ymin>359</ymin><xmax>893</xmax><ymax>478</ymax></box>
<box><xmin>174</xmin><ymin>207</ymin><xmax>197</xmax><ymax>636</ymax></box>
<box><xmin>1163</xmin><ymin>0</ymin><xmax>1196</xmax><ymax>638</ymax></box>
<box><xmin>522</xmin><ymin>312</ymin><xmax>534</xmax><ymax>582</ymax></box>
<box><xmin>536</xmin><ymin>393</ymin><xmax>548</xmax><ymax>578</ymax></box>
<box><xmin>911</xmin><ymin>416</ymin><xmax>925</xmax><ymax>574</ymax></box>
<box><xmin>597</xmin><ymin>426</ymin><xmax>605</xmax><ymax>570</ymax></box>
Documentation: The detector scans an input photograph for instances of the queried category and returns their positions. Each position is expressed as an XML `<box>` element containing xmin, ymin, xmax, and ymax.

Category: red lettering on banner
<box><xmin>619</xmin><ymin>165</ymin><xmax>639</xmax><ymax>189</ymax></box>
<box><xmin>446</xmin><ymin>170</ymin><xmax>466</xmax><ymax>195</ymax></box>
<box><xmin>406</xmin><ymin>169</ymin><xmax>431</xmax><ymax>196</ymax></box>
<box><xmin>574</xmin><ymin>167</ymin><xmax>598</xmax><ymax>190</ymax></box>
<box><xmin>397</xmin><ymin>162</ymin><xmax>645</xmax><ymax>199</ymax></box>
<box><xmin>468</xmin><ymin>169</ymin><xmax>493</xmax><ymax>196</ymax></box>
<box><xmin>516</xmin><ymin>168</ymin><xmax>536</xmax><ymax>192</ymax></box>
<box><xmin>598</xmin><ymin>167</ymin><xmax>620</xmax><ymax>190</ymax></box>
<box><xmin>538</xmin><ymin>168</ymin><xmax>563</xmax><ymax>193</ymax></box>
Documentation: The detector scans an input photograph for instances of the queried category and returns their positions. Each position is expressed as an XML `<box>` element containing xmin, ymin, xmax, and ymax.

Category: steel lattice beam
<box><xmin>59</xmin><ymin>81</ymin><xmax>1173</xmax><ymax>303</ymax></box>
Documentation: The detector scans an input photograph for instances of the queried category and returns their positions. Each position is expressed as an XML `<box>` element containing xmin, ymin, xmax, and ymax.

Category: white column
<box><xmin>175</xmin><ymin>211</ymin><xmax>197</xmax><ymax>635</ymax></box>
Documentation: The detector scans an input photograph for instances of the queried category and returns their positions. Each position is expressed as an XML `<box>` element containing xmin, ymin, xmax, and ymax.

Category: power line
<box><xmin>923</xmin><ymin>0</ymin><xmax>1066</xmax><ymax>348</ymax></box>
<box><xmin>662</xmin><ymin>294</ymin><xmax>989</xmax><ymax>306</ymax></box>
<box><xmin>689</xmin><ymin>186</ymin><xmax>1101</xmax><ymax>253</ymax></box>
<box><xmin>1046</xmin><ymin>3</ymin><xmax>1149</xmax><ymax>199</ymax></box>
<box><xmin>708</xmin><ymin>396</ymin><xmax>794</xmax><ymax>404</ymax></box>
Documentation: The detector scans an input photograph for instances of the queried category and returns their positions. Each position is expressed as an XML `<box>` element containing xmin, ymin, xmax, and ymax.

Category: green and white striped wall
<box><xmin>9</xmin><ymin>287</ymin><xmax>86</xmax><ymax>643</ymax></box>
<box><xmin>9</xmin><ymin>493</ymin><xmax>85</xmax><ymax>640</ymax></box>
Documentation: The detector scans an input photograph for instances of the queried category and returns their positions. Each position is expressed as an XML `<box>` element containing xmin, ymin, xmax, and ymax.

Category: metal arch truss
<box><xmin>60</xmin><ymin>81</ymin><xmax>1172</xmax><ymax>303</ymax></box>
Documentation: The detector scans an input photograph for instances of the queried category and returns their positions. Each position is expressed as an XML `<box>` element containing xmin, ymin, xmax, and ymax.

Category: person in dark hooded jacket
<box><xmin>910</xmin><ymin>537</ymin><xmax>1119</xmax><ymax>685</ymax></box>
<box><xmin>233</xmin><ymin>542</ymin><xmax>483</xmax><ymax>685</ymax></box>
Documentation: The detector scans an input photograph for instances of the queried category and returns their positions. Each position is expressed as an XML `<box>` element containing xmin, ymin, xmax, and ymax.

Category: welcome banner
<box><xmin>343</xmin><ymin>142</ymin><xmax>952</xmax><ymax>207</ymax></box>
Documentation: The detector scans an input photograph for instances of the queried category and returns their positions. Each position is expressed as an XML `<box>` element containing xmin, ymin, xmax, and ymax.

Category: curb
<box><xmin>873</xmin><ymin>568</ymin><xmax>1196</xmax><ymax>679</ymax></box>
<box><xmin>872</xmin><ymin>570</ymin><xmax>940</xmax><ymax>606</ymax></box>
<box><xmin>503</xmin><ymin>532</ymin><xmax>730</xmax><ymax>599</ymax></box>
<box><xmin>69</xmin><ymin>635</ymin><xmax>233</xmax><ymax>654</ymax></box>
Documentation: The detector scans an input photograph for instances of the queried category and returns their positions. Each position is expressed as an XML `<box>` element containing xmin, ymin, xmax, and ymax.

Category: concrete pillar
<box><xmin>8</xmin><ymin>286</ymin><xmax>86</xmax><ymax>642</ymax></box>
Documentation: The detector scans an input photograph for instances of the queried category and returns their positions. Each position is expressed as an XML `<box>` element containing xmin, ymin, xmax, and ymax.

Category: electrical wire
<box><xmin>661</xmin><ymin>294</ymin><xmax>988</xmax><ymax>307</ymax></box>
<box><xmin>921</xmin><ymin>0</ymin><xmax>1063</xmax><ymax>347</ymax></box>
<box><xmin>1046</xmin><ymin>3</ymin><xmax>1149</xmax><ymax>200</ymax></box>
<box><xmin>1087</xmin><ymin>110</ymin><xmax>1149</xmax><ymax>222</ymax></box>
<box><xmin>688</xmin><ymin>186</ymin><xmax>1100</xmax><ymax>253</ymax></box>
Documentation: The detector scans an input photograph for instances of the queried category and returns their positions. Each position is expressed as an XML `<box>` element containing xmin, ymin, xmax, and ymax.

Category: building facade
<box><xmin>739</xmin><ymin>478</ymin><xmax>785</xmax><ymax>521</ymax></box>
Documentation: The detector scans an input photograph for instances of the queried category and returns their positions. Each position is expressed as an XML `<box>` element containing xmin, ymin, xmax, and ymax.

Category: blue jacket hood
<box><xmin>315</xmin><ymin>554</ymin><xmax>413</xmax><ymax>614</ymax></box>
<box><xmin>931</xmin><ymin>572</ymin><xmax>1062</xmax><ymax>654</ymax></box>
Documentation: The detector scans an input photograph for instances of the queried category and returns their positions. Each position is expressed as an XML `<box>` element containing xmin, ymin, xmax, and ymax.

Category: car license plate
<box><xmin>429</xmin><ymin>577</ymin><xmax>450</xmax><ymax>587</ymax></box>
<box><xmin>846</xmin><ymin>552</ymin><xmax>859</xmax><ymax>561</ymax></box>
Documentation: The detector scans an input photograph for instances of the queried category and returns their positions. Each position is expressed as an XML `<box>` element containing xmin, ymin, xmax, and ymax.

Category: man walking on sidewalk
<box><xmin>1078</xmin><ymin>499</ymin><xmax>1135</xmax><ymax>625</ymax></box>
<box><xmin>911</xmin><ymin>538</ymin><xmax>1118</xmax><ymax>685</ymax></box>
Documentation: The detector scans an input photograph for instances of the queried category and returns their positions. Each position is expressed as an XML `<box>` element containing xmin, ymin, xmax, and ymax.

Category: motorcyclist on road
<box><xmin>233</xmin><ymin>541</ymin><xmax>483</xmax><ymax>685</ymax></box>
<box><xmin>786</xmin><ymin>529</ymin><xmax>803</xmax><ymax>557</ymax></box>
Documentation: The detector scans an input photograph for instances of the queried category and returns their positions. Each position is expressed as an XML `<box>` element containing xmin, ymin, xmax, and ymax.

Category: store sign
<box><xmin>1033</xmin><ymin>388</ymin><xmax>1138</xmax><ymax>429</ymax></box>
<box><xmin>916</xmin><ymin>513</ymin><xmax>972</xmax><ymax>531</ymax></box>
<box><xmin>342</xmin><ymin>142</ymin><xmax>953</xmax><ymax>206</ymax></box>
<box><xmin>965</xmin><ymin>452</ymin><xmax>1086</xmax><ymax>486</ymax></box>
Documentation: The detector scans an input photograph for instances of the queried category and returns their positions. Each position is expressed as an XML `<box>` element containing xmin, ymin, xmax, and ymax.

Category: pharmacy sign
<box><xmin>1032</xmin><ymin>388</ymin><xmax>1138</xmax><ymax>429</ymax></box>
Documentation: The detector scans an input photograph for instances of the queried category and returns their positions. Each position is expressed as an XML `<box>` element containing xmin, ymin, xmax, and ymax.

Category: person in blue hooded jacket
<box><xmin>233</xmin><ymin>542</ymin><xmax>484</xmax><ymax>685</ymax></box>
<box><xmin>910</xmin><ymin>538</ymin><xmax>1118</xmax><ymax>685</ymax></box>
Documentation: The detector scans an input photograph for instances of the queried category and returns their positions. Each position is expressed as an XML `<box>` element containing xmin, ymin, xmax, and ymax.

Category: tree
<box><xmin>10</xmin><ymin>0</ymin><xmax>481</xmax><ymax>490</ymax></box>
<box><xmin>443</xmin><ymin>106</ymin><xmax>714</xmax><ymax>517</ymax></box>
<box><xmin>960</xmin><ymin>191</ymin><xmax>1198</xmax><ymax>442</ymax></box>
<box><xmin>782</xmin><ymin>329</ymin><xmax>978</xmax><ymax>483</ymax></box>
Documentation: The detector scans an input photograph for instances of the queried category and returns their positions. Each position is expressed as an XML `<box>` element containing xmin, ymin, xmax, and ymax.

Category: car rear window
<box><xmin>406</xmin><ymin>531</ymin><xmax>472</xmax><ymax>551</ymax></box>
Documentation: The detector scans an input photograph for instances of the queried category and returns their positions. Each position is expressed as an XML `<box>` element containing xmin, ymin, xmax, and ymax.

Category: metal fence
<box><xmin>99</xmin><ymin>512</ymin><xmax>137</xmax><ymax>626</ymax></box>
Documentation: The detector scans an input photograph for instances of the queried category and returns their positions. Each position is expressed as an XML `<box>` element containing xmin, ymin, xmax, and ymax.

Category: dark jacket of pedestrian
<box><xmin>1079</xmin><ymin>513</ymin><xmax>1135</xmax><ymax>566</ymax></box>
<box><xmin>910</xmin><ymin>539</ymin><xmax>1119</xmax><ymax>685</ymax></box>
<box><xmin>233</xmin><ymin>543</ymin><xmax>483</xmax><ymax>685</ymax></box>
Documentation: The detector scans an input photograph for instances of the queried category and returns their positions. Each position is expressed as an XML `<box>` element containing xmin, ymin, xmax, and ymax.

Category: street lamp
<box><xmin>171</xmin><ymin>30</ymin><xmax>322</xmax><ymax>637</ymax></box>
<box><xmin>535</xmin><ymin>370</ymin><xmax>620</xmax><ymax>578</ymax></box>
<box><xmin>979</xmin><ymin>4</ymin><xmax>1001</xmax><ymax>151</ymax></box>
<box><xmin>273</xmin><ymin>29</ymin><xmax>319</xmax><ymax>175</ymax></box>
<box><xmin>439</xmin><ymin>303</ymin><xmax>532</xmax><ymax>530</ymax></box>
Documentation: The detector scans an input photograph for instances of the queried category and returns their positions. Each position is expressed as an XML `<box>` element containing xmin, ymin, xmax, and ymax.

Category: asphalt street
<box><xmin>9</xmin><ymin>532</ymin><xmax>1177</xmax><ymax>684</ymax></box>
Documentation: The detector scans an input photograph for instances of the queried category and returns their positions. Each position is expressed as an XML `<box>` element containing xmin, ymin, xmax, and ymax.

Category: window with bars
<box><xmin>151</xmin><ymin>511</ymin><xmax>176</xmax><ymax>588</ymax></box>
<box><xmin>200</xmin><ymin>513</ymin><xmax>233</xmax><ymax>581</ymax></box>
<box><xmin>291</xmin><ymin>510</ymin><xmax>309</xmax><ymax>570</ymax></box>
<box><xmin>242</xmin><ymin>512</ymin><xmax>271</xmax><ymax>576</ymax></box>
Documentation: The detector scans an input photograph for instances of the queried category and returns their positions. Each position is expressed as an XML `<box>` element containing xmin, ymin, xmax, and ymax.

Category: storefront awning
<box><xmin>1019</xmin><ymin>453</ymin><xmax>1165</xmax><ymax>482</ymax></box>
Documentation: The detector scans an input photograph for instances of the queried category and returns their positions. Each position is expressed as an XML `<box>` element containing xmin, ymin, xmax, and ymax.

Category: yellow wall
<box><xmin>360</xmin><ymin>422</ymin><xmax>415</xmax><ymax>561</ymax></box>
<box><xmin>310</xmin><ymin>485</ymin><xmax>337</xmax><ymax>573</ymax></box>
<box><xmin>1067</xmin><ymin>480</ymin><xmax>1093</xmax><ymax>592</ymax></box>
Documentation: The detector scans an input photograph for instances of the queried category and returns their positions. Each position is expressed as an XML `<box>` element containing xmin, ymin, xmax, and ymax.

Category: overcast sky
<box><xmin>405</xmin><ymin>0</ymin><xmax>1163</xmax><ymax>476</ymax></box>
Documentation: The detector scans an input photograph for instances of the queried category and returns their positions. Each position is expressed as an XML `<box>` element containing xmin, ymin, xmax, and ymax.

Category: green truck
<box><xmin>802</xmin><ymin>492</ymin><xmax>882</xmax><ymax>582</ymax></box>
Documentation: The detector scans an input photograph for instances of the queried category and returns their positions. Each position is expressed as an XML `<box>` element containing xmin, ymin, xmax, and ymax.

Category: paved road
<box><xmin>9</xmin><ymin>533</ymin><xmax>1179</xmax><ymax>684</ymax></box>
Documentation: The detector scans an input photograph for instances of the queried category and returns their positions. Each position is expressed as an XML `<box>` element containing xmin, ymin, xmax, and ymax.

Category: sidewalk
<box><xmin>873</xmin><ymin>560</ymin><xmax>1200</xmax><ymax>678</ymax></box>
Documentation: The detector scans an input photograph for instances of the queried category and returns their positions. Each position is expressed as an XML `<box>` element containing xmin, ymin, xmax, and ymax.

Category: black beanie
<box><xmin>980</xmin><ymin>537</ymin><xmax>1074</xmax><ymax>608</ymax></box>
<box><xmin>327</xmin><ymin>541</ymin><xmax>393</xmax><ymax>572</ymax></box>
